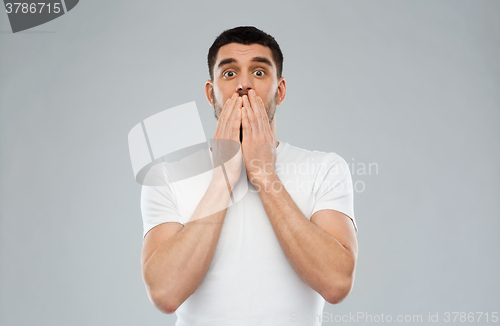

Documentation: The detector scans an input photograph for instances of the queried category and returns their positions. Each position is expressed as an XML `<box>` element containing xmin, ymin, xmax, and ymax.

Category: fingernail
<box><xmin>232</xmin><ymin>93</ymin><xmax>237</xmax><ymax>99</ymax></box>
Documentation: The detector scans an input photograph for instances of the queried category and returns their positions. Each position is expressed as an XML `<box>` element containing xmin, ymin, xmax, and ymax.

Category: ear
<box><xmin>205</xmin><ymin>80</ymin><xmax>214</xmax><ymax>106</ymax></box>
<box><xmin>277</xmin><ymin>77</ymin><xmax>286</xmax><ymax>105</ymax></box>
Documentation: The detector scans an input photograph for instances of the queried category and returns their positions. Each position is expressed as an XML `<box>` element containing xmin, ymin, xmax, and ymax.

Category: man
<box><xmin>140</xmin><ymin>26</ymin><xmax>358</xmax><ymax>325</ymax></box>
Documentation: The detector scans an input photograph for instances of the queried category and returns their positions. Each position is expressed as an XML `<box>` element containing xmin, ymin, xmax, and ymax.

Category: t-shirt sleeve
<box><xmin>140</xmin><ymin>167</ymin><xmax>185</xmax><ymax>239</ymax></box>
<box><xmin>311</xmin><ymin>153</ymin><xmax>357</xmax><ymax>232</ymax></box>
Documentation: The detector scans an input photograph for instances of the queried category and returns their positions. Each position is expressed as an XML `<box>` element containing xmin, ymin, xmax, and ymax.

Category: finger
<box><xmin>257</xmin><ymin>96</ymin><xmax>273</xmax><ymax>141</ymax></box>
<box><xmin>234</xmin><ymin>103</ymin><xmax>242</xmax><ymax>142</ymax></box>
<box><xmin>222</xmin><ymin>92</ymin><xmax>239</xmax><ymax>123</ymax></box>
<box><xmin>242</xmin><ymin>95</ymin><xmax>259</xmax><ymax>139</ymax></box>
<box><xmin>257</xmin><ymin>96</ymin><xmax>269</xmax><ymax>125</ymax></box>
<box><xmin>216</xmin><ymin>93</ymin><xmax>238</xmax><ymax>134</ymax></box>
<box><xmin>254</xmin><ymin>95</ymin><xmax>271</xmax><ymax>141</ymax></box>
<box><xmin>227</xmin><ymin>97</ymin><xmax>242</xmax><ymax>140</ymax></box>
<box><xmin>248</xmin><ymin>90</ymin><xmax>264</xmax><ymax>132</ymax></box>
<box><xmin>215</xmin><ymin>98</ymin><xmax>233</xmax><ymax>139</ymax></box>
<box><xmin>248</xmin><ymin>89</ymin><xmax>262</xmax><ymax>119</ymax></box>
<box><xmin>241</xmin><ymin>105</ymin><xmax>251</xmax><ymax>142</ymax></box>
<box><xmin>213</xmin><ymin>95</ymin><xmax>239</xmax><ymax>158</ymax></box>
<box><xmin>215</xmin><ymin>96</ymin><xmax>231</xmax><ymax>131</ymax></box>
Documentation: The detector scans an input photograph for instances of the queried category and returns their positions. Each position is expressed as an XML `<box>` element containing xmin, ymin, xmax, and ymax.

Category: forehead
<box><xmin>215</xmin><ymin>43</ymin><xmax>274</xmax><ymax>67</ymax></box>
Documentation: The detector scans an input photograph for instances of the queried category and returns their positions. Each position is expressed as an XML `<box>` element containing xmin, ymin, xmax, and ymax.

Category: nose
<box><xmin>236</xmin><ymin>72</ymin><xmax>253</xmax><ymax>96</ymax></box>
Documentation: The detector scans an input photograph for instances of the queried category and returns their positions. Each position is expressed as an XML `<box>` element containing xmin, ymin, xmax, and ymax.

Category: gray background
<box><xmin>1</xmin><ymin>0</ymin><xmax>499</xmax><ymax>325</ymax></box>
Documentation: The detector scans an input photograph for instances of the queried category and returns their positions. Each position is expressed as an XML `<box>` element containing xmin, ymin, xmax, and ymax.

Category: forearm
<box><xmin>255</xmin><ymin>173</ymin><xmax>355</xmax><ymax>302</ymax></box>
<box><xmin>143</xmin><ymin>176</ymin><xmax>231</xmax><ymax>311</ymax></box>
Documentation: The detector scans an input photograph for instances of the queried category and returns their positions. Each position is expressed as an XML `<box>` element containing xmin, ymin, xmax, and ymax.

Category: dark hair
<box><xmin>207</xmin><ymin>26</ymin><xmax>283</xmax><ymax>81</ymax></box>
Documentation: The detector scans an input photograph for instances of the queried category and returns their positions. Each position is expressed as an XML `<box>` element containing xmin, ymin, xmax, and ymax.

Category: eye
<box><xmin>253</xmin><ymin>70</ymin><xmax>265</xmax><ymax>77</ymax></box>
<box><xmin>223</xmin><ymin>71</ymin><xmax>236</xmax><ymax>78</ymax></box>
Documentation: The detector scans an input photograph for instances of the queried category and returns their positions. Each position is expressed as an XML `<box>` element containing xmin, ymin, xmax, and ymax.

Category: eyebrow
<box><xmin>251</xmin><ymin>56</ymin><xmax>273</xmax><ymax>67</ymax></box>
<box><xmin>217</xmin><ymin>56</ymin><xmax>274</xmax><ymax>69</ymax></box>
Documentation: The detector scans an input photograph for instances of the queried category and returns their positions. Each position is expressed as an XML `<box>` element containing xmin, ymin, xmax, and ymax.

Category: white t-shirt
<box><xmin>141</xmin><ymin>141</ymin><xmax>357</xmax><ymax>326</ymax></box>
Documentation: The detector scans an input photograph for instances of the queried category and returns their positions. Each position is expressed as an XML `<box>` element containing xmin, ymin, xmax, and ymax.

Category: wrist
<box><xmin>211</xmin><ymin>173</ymin><xmax>232</xmax><ymax>190</ymax></box>
<box><xmin>250</xmin><ymin>171</ymin><xmax>279</xmax><ymax>189</ymax></box>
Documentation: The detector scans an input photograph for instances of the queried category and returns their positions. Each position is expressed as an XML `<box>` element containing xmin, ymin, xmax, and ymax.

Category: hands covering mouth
<box><xmin>212</xmin><ymin>89</ymin><xmax>277</xmax><ymax>187</ymax></box>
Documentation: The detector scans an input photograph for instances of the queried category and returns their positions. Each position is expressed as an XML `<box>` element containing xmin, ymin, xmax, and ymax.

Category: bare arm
<box><xmin>239</xmin><ymin>90</ymin><xmax>357</xmax><ymax>304</ymax></box>
<box><xmin>141</xmin><ymin>93</ymin><xmax>243</xmax><ymax>314</ymax></box>
<box><xmin>141</xmin><ymin>176</ymin><xmax>231</xmax><ymax>314</ymax></box>
<box><xmin>255</xmin><ymin>173</ymin><xmax>358</xmax><ymax>304</ymax></box>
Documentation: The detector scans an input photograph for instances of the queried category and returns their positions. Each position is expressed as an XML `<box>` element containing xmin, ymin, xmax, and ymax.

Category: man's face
<box><xmin>207</xmin><ymin>43</ymin><xmax>284</xmax><ymax>123</ymax></box>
